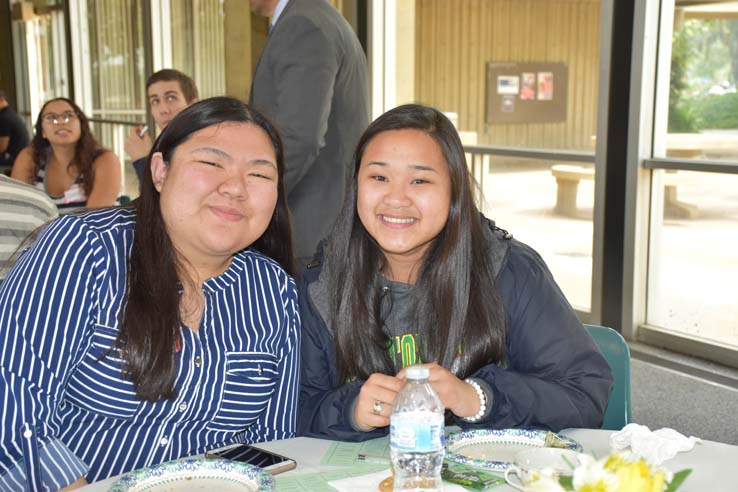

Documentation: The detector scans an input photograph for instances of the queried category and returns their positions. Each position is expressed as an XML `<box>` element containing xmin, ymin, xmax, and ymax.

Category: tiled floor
<box><xmin>631</xmin><ymin>359</ymin><xmax>738</xmax><ymax>445</ymax></box>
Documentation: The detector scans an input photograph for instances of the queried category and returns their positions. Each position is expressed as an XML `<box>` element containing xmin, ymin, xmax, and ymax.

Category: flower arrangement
<box><xmin>524</xmin><ymin>453</ymin><xmax>691</xmax><ymax>492</ymax></box>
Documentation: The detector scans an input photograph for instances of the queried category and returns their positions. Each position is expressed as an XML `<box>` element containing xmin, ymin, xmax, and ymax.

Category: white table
<box><xmin>80</xmin><ymin>428</ymin><xmax>738</xmax><ymax>491</ymax></box>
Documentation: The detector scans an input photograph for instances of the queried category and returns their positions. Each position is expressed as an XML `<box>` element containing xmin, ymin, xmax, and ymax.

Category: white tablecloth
<box><xmin>79</xmin><ymin>428</ymin><xmax>738</xmax><ymax>491</ymax></box>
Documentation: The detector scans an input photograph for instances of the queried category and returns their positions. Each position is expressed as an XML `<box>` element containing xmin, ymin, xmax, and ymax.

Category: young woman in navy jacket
<box><xmin>297</xmin><ymin>103</ymin><xmax>612</xmax><ymax>441</ymax></box>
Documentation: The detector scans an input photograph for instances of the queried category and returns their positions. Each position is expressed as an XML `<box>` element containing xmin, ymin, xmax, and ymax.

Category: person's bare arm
<box><xmin>86</xmin><ymin>150</ymin><xmax>122</xmax><ymax>208</ymax></box>
<box><xmin>0</xmin><ymin>136</ymin><xmax>9</xmax><ymax>154</ymax></box>
<box><xmin>10</xmin><ymin>147</ymin><xmax>35</xmax><ymax>184</ymax></box>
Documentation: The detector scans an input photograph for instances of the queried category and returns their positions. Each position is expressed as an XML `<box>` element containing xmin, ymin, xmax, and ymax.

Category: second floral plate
<box><xmin>444</xmin><ymin>428</ymin><xmax>582</xmax><ymax>471</ymax></box>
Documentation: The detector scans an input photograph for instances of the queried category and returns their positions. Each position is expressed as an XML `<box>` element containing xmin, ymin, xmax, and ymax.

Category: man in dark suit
<box><xmin>249</xmin><ymin>0</ymin><xmax>370</xmax><ymax>262</ymax></box>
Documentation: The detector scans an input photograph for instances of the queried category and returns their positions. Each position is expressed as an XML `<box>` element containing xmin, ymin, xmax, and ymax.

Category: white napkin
<box><xmin>609</xmin><ymin>423</ymin><xmax>700</xmax><ymax>465</ymax></box>
<box><xmin>327</xmin><ymin>469</ymin><xmax>468</xmax><ymax>492</ymax></box>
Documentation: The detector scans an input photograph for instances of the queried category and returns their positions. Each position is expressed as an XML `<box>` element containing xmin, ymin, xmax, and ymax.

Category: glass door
<box><xmin>630</xmin><ymin>0</ymin><xmax>738</xmax><ymax>366</ymax></box>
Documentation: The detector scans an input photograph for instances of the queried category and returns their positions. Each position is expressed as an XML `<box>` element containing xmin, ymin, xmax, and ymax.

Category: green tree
<box><xmin>721</xmin><ymin>19</ymin><xmax>738</xmax><ymax>86</ymax></box>
<box><xmin>669</xmin><ymin>27</ymin><xmax>698</xmax><ymax>132</ymax></box>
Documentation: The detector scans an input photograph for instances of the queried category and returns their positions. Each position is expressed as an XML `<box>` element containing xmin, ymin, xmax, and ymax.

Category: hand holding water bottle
<box><xmin>397</xmin><ymin>362</ymin><xmax>484</xmax><ymax>420</ymax></box>
<box><xmin>354</xmin><ymin>373</ymin><xmax>405</xmax><ymax>431</ymax></box>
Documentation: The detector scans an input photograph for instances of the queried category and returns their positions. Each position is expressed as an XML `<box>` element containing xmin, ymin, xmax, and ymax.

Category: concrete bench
<box><xmin>551</xmin><ymin>165</ymin><xmax>698</xmax><ymax>219</ymax></box>
<box><xmin>551</xmin><ymin>164</ymin><xmax>594</xmax><ymax>216</ymax></box>
<box><xmin>662</xmin><ymin>170</ymin><xmax>699</xmax><ymax>219</ymax></box>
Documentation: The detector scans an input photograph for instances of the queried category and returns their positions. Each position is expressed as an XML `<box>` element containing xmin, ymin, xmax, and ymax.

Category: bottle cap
<box><xmin>405</xmin><ymin>365</ymin><xmax>429</xmax><ymax>380</ymax></box>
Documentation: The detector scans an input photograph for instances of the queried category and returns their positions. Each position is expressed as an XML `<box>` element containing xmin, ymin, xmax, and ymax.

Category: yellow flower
<box><xmin>573</xmin><ymin>455</ymin><xmax>618</xmax><ymax>492</ymax></box>
<box><xmin>524</xmin><ymin>451</ymin><xmax>679</xmax><ymax>492</ymax></box>
<box><xmin>612</xmin><ymin>460</ymin><xmax>665</xmax><ymax>492</ymax></box>
<box><xmin>603</xmin><ymin>454</ymin><xmax>627</xmax><ymax>471</ymax></box>
<box><xmin>578</xmin><ymin>482</ymin><xmax>615</xmax><ymax>492</ymax></box>
<box><xmin>649</xmin><ymin>471</ymin><xmax>665</xmax><ymax>492</ymax></box>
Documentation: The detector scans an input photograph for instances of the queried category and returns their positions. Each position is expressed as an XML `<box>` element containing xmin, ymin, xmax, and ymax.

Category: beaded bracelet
<box><xmin>462</xmin><ymin>378</ymin><xmax>487</xmax><ymax>422</ymax></box>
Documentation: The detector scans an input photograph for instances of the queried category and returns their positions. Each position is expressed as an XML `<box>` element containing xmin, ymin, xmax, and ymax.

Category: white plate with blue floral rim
<box><xmin>444</xmin><ymin>429</ymin><xmax>582</xmax><ymax>472</ymax></box>
<box><xmin>107</xmin><ymin>458</ymin><xmax>275</xmax><ymax>492</ymax></box>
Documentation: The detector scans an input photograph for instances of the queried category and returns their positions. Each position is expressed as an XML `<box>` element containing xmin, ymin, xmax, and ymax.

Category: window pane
<box><xmin>479</xmin><ymin>155</ymin><xmax>594</xmax><ymax>312</ymax></box>
<box><xmin>663</xmin><ymin>3</ymin><xmax>738</xmax><ymax>162</ymax></box>
<box><xmin>411</xmin><ymin>0</ymin><xmax>600</xmax><ymax>152</ymax></box>
<box><xmin>88</xmin><ymin>0</ymin><xmax>145</xmax><ymax>117</ymax></box>
<box><xmin>170</xmin><ymin>0</ymin><xmax>226</xmax><ymax>98</ymax></box>
<box><xmin>647</xmin><ymin>170</ymin><xmax>738</xmax><ymax>348</ymax></box>
<box><xmin>86</xmin><ymin>0</ymin><xmax>145</xmax><ymax>199</ymax></box>
<box><xmin>378</xmin><ymin>0</ymin><xmax>604</xmax><ymax>313</ymax></box>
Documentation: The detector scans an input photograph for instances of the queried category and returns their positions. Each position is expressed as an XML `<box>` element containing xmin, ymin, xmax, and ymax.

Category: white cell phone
<box><xmin>205</xmin><ymin>444</ymin><xmax>297</xmax><ymax>475</ymax></box>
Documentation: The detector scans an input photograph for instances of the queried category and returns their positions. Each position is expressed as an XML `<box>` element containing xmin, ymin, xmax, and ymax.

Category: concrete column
<box><xmin>224</xmin><ymin>0</ymin><xmax>255</xmax><ymax>101</ymax></box>
<box><xmin>395</xmin><ymin>0</ymin><xmax>415</xmax><ymax>105</ymax></box>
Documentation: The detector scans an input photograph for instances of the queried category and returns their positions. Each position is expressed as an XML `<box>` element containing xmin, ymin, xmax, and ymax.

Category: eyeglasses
<box><xmin>42</xmin><ymin>111</ymin><xmax>78</xmax><ymax>125</ymax></box>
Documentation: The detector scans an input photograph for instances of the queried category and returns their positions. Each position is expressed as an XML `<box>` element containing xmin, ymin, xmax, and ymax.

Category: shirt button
<box><xmin>194</xmin><ymin>356</ymin><xmax>202</xmax><ymax>367</ymax></box>
<box><xmin>179</xmin><ymin>402</ymin><xmax>187</xmax><ymax>411</ymax></box>
<box><xmin>160</xmin><ymin>437</ymin><xmax>169</xmax><ymax>446</ymax></box>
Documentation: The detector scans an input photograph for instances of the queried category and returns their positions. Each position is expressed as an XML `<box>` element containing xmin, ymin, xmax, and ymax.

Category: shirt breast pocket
<box><xmin>64</xmin><ymin>324</ymin><xmax>141</xmax><ymax>419</ymax></box>
<box><xmin>207</xmin><ymin>352</ymin><xmax>279</xmax><ymax>432</ymax></box>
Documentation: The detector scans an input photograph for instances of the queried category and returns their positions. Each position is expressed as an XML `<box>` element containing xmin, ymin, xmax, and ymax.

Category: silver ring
<box><xmin>372</xmin><ymin>400</ymin><xmax>382</xmax><ymax>416</ymax></box>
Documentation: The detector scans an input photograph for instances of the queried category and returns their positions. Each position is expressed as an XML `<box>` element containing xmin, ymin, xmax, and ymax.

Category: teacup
<box><xmin>504</xmin><ymin>448</ymin><xmax>581</xmax><ymax>491</ymax></box>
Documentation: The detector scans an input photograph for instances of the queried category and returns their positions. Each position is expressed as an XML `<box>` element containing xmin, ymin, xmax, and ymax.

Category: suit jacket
<box><xmin>249</xmin><ymin>0</ymin><xmax>370</xmax><ymax>260</ymax></box>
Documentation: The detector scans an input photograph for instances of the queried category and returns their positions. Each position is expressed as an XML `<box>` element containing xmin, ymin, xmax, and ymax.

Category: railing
<box><xmin>88</xmin><ymin>114</ymin><xmax>145</xmax><ymax>198</ymax></box>
<box><xmin>462</xmin><ymin>144</ymin><xmax>596</xmax><ymax>213</ymax></box>
<box><xmin>644</xmin><ymin>157</ymin><xmax>738</xmax><ymax>174</ymax></box>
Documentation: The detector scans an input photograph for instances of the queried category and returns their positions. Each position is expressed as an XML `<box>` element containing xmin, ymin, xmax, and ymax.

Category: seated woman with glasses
<box><xmin>11</xmin><ymin>98</ymin><xmax>121</xmax><ymax>212</ymax></box>
<box><xmin>0</xmin><ymin>97</ymin><xmax>299</xmax><ymax>490</ymax></box>
<box><xmin>298</xmin><ymin>104</ymin><xmax>612</xmax><ymax>441</ymax></box>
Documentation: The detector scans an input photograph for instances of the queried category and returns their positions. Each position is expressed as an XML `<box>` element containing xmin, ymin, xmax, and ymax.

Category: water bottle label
<box><xmin>390</xmin><ymin>412</ymin><xmax>444</xmax><ymax>453</ymax></box>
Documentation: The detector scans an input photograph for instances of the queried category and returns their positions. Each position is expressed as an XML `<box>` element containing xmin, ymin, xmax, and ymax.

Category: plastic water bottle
<box><xmin>390</xmin><ymin>365</ymin><xmax>445</xmax><ymax>492</ymax></box>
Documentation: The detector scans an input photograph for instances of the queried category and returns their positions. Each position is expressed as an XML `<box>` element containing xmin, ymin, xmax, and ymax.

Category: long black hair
<box><xmin>327</xmin><ymin>103</ymin><xmax>506</xmax><ymax>382</ymax></box>
<box><xmin>119</xmin><ymin>97</ymin><xmax>295</xmax><ymax>401</ymax></box>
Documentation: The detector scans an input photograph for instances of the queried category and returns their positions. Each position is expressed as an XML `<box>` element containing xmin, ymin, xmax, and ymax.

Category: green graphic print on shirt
<box><xmin>389</xmin><ymin>333</ymin><xmax>424</xmax><ymax>369</ymax></box>
<box><xmin>388</xmin><ymin>333</ymin><xmax>463</xmax><ymax>373</ymax></box>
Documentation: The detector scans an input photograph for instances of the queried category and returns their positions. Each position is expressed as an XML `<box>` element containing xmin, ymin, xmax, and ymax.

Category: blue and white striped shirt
<box><xmin>0</xmin><ymin>207</ymin><xmax>300</xmax><ymax>491</ymax></box>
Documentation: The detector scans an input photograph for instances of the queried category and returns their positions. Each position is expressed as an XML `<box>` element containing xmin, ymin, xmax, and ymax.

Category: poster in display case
<box><xmin>486</xmin><ymin>62</ymin><xmax>567</xmax><ymax>124</ymax></box>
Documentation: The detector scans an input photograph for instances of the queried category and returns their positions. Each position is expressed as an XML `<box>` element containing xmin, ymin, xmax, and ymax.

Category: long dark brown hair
<box><xmin>327</xmin><ymin>104</ymin><xmax>506</xmax><ymax>383</ymax></box>
<box><xmin>120</xmin><ymin>97</ymin><xmax>295</xmax><ymax>401</ymax></box>
<box><xmin>31</xmin><ymin>98</ymin><xmax>105</xmax><ymax>197</ymax></box>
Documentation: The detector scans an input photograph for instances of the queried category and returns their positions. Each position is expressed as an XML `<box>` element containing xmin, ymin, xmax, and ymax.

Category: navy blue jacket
<box><xmin>297</xmin><ymin>220</ymin><xmax>612</xmax><ymax>441</ymax></box>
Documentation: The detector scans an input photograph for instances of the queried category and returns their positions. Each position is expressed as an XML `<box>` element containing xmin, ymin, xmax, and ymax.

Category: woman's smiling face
<box><xmin>357</xmin><ymin>128</ymin><xmax>451</xmax><ymax>281</ymax></box>
<box><xmin>151</xmin><ymin>121</ymin><xmax>278</xmax><ymax>274</ymax></box>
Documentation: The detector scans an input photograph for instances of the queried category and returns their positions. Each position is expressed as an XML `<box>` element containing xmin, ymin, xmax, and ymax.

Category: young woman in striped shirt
<box><xmin>0</xmin><ymin>97</ymin><xmax>300</xmax><ymax>490</ymax></box>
